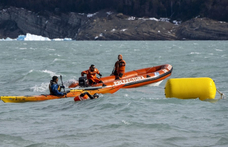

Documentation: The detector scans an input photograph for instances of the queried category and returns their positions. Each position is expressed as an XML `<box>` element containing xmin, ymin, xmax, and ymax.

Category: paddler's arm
<box><xmin>81</xmin><ymin>70</ymin><xmax>88</xmax><ymax>76</ymax></box>
<box><xmin>82</xmin><ymin>92</ymin><xmax>94</xmax><ymax>99</ymax></box>
<box><xmin>96</xmin><ymin>69</ymin><xmax>102</xmax><ymax>77</ymax></box>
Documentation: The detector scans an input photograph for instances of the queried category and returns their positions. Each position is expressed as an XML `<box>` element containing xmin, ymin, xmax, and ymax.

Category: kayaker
<box><xmin>49</xmin><ymin>76</ymin><xmax>66</xmax><ymax>96</ymax></box>
<box><xmin>111</xmin><ymin>54</ymin><xmax>126</xmax><ymax>79</ymax></box>
<box><xmin>81</xmin><ymin>64</ymin><xmax>103</xmax><ymax>86</ymax></box>
<box><xmin>74</xmin><ymin>92</ymin><xmax>99</xmax><ymax>101</ymax></box>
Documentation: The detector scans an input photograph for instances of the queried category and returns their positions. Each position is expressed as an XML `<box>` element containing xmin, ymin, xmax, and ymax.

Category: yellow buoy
<box><xmin>165</xmin><ymin>77</ymin><xmax>216</xmax><ymax>101</ymax></box>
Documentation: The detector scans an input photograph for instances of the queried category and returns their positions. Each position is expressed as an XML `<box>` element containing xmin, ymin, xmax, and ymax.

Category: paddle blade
<box><xmin>109</xmin><ymin>85</ymin><xmax>123</xmax><ymax>94</ymax></box>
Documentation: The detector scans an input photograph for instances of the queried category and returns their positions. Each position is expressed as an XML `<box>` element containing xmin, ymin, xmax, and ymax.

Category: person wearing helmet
<box><xmin>49</xmin><ymin>76</ymin><xmax>66</xmax><ymax>96</ymax></box>
<box><xmin>74</xmin><ymin>92</ymin><xmax>99</xmax><ymax>101</ymax></box>
<box><xmin>81</xmin><ymin>64</ymin><xmax>103</xmax><ymax>86</ymax></box>
<box><xmin>111</xmin><ymin>54</ymin><xmax>126</xmax><ymax>80</ymax></box>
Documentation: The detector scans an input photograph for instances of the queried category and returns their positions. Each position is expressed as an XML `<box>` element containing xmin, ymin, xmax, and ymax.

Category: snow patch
<box><xmin>173</xmin><ymin>20</ymin><xmax>182</xmax><ymax>25</ymax></box>
<box><xmin>121</xmin><ymin>29</ymin><xmax>127</xmax><ymax>32</ymax></box>
<box><xmin>87</xmin><ymin>12</ymin><xmax>98</xmax><ymax>18</ymax></box>
<box><xmin>106</xmin><ymin>11</ymin><xmax>113</xmax><ymax>15</ymax></box>
<box><xmin>127</xmin><ymin>16</ymin><xmax>136</xmax><ymax>20</ymax></box>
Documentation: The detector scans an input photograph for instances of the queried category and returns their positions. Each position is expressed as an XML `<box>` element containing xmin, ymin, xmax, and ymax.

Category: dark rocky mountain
<box><xmin>0</xmin><ymin>0</ymin><xmax>228</xmax><ymax>40</ymax></box>
<box><xmin>1</xmin><ymin>0</ymin><xmax>228</xmax><ymax>22</ymax></box>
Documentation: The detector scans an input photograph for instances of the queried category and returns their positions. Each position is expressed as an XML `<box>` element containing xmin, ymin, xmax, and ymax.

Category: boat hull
<box><xmin>69</xmin><ymin>64</ymin><xmax>173</xmax><ymax>89</ymax></box>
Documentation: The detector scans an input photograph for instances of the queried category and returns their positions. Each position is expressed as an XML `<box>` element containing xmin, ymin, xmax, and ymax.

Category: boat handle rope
<box><xmin>217</xmin><ymin>89</ymin><xmax>225</xmax><ymax>99</ymax></box>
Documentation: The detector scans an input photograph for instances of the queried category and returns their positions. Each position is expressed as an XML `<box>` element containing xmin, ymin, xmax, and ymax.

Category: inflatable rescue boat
<box><xmin>69</xmin><ymin>64</ymin><xmax>173</xmax><ymax>89</ymax></box>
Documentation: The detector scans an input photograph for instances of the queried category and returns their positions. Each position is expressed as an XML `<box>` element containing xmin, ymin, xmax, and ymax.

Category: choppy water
<box><xmin>0</xmin><ymin>41</ymin><xmax>228</xmax><ymax>147</ymax></box>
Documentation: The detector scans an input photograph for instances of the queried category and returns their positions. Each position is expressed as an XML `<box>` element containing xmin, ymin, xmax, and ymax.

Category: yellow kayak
<box><xmin>1</xmin><ymin>85</ymin><xmax>122</xmax><ymax>103</ymax></box>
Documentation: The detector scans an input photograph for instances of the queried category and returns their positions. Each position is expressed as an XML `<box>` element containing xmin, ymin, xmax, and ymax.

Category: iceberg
<box><xmin>0</xmin><ymin>37</ymin><xmax>16</xmax><ymax>41</ymax></box>
<box><xmin>23</xmin><ymin>33</ymin><xmax>51</xmax><ymax>41</ymax></box>
<box><xmin>0</xmin><ymin>33</ymin><xmax>73</xmax><ymax>41</ymax></box>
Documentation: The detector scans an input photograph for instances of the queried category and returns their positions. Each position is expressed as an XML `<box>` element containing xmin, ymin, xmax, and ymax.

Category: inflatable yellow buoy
<box><xmin>165</xmin><ymin>77</ymin><xmax>216</xmax><ymax>101</ymax></box>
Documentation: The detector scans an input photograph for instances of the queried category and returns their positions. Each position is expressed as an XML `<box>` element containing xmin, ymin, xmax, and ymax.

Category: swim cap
<box><xmin>93</xmin><ymin>93</ymin><xmax>99</xmax><ymax>98</ymax></box>
<box><xmin>118</xmin><ymin>54</ymin><xmax>123</xmax><ymax>60</ymax></box>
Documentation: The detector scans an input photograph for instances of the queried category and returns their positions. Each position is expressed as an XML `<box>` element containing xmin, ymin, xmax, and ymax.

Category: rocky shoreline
<box><xmin>0</xmin><ymin>7</ymin><xmax>228</xmax><ymax>40</ymax></box>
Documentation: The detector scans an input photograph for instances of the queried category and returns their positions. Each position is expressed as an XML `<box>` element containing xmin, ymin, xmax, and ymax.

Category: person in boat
<box><xmin>49</xmin><ymin>76</ymin><xmax>66</xmax><ymax>96</ymax></box>
<box><xmin>111</xmin><ymin>54</ymin><xmax>126</xmax><ymax>79</ymax></box>
<box><xmin>81</xmin><ymin>64</ymin><xmax>103</xmax><ymax>86</ymax></box>
<box><xmin>74</xmin><ymin>92</ymin><xmax>99</xmax><ymax>101</ymax></box>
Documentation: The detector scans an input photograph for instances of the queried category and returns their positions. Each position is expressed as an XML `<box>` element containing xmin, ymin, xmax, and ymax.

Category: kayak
<box><xmin>69</xmin><ymin>64</ymin><xmax>173</xmax><ymax>88</ymax></box>
<box><xmin>0</xmin><ymin>85</ymin><xmax>122</xmax><ymax>103</ymax></box>
<box><xmin>1</xmin><ymin>94</ymin><xmax>70</xmax><ymax>103</ymax></box>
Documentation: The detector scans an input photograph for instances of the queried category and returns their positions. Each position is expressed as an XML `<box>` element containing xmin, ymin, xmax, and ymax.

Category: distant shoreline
<box><xmin>0</xmin><ymin>7</ymin><xmax>228</xmax><ymax>40</ymax></box>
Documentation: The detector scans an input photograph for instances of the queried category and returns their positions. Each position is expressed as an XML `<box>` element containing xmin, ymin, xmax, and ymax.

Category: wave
<box><xmin>40</xmin><ymin>70</ymin><xmax>58</xmax><ymax>77</ymax></box>
<box><xmin>215</xmin><ymin>49</ymin><xmax>223</xmax><ymax>52</ymax></box>
<box><xmin>30</xmin><ymin>82</ymin><xmax>49</xmax><ymax>92</ymax></box>
<box><xmin>64</xmin><ymin>79</ymin><xmax>78</xmax><ymax>88</ymax></box>
<box><xmin>190</xmin><ymin>52</ymin><xmax>200</xmax><ymax>55</ymax></box>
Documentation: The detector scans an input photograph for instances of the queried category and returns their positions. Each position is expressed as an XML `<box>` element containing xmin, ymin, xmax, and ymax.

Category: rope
<box><xmin>217</xmin><ymin>89</ymin><xmax>225</xmax><ymax>99</ymax></box>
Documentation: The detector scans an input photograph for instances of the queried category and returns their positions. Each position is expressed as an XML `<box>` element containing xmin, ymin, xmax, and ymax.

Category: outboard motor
<box><xmin>79</xmin><ymin>77</ymin><xmax>88</xmax><ymax>87</ymax></box>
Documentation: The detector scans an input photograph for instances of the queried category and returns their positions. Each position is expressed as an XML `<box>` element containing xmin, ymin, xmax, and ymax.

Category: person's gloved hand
<box><xmin>99</xmin><ymin>73</ymin><xmax>102</xmax><ymax>77</ymax></box>
<box><xmin>62</xmin><ymin>92</ymin><xmax>67</xmax><ymax>96</ymax></box>
<box><xmin>60</xmin><ymin>85</ymin><xmax>65</xmax><ymax>89</ymax></box>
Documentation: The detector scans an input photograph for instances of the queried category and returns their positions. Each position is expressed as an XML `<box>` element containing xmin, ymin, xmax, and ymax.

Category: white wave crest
<box><xmin>215</xmin><ymin>49</ymin><xmax>223</xmax><ymax>52</ymax></box>
<box><xmin>30</xmin><ymin>83</ymin><xmax>49</xmax><ymax>92</ymax></box>
<box><xmin>147</xmin><ymin>81</ymin><xmax>163</xmax><ymax>87</ymax></box>
<box><xmin>190</xmin><ymin>52</ymin><xmax>200</xmax><ymax>55</ymax></box>
<box><xmin>41</xmin><ymin>70</ymin><xmax>58</xmax><ymax>77</ymax></box>
<box><xmin>64</xmin><ymin>79</ymin><xmax>78</xmax><ymax>87</ymax></box>
<box><xmin>28</xmin><ymin>70</ymin><xmax>33</xmax><ymax>73</ymax></box>
<box><xmin>122</xmin><ymin>120</ymin><xmax>130</xmax><ymax>125</ymax></box>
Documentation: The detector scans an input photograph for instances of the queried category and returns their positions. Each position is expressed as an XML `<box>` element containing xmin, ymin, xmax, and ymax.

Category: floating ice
<box><xmin>24</xmin><ymin>33</ymin><xmax>51</xmax><ymax>41</ymax></box>
<box><xmin>0</xmin><ymin>33</ymin><xmax>73</xmax><ymax>41</ymax></box>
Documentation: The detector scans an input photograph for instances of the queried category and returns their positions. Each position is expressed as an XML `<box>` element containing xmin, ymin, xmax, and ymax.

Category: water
<box><xmin>0</xmin><ymin>41</ymin><xmax>228</xmax><ymax>147</ymax></box>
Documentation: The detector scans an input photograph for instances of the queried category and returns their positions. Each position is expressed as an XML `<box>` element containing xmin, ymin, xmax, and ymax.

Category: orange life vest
<box><xmin>115</xmin><ymin>59</ymin><xmax>126</xmax><ymax>73</ymax></box>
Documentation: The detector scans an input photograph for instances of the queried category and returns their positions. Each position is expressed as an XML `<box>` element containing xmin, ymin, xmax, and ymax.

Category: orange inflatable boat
<box><xmin>69</xmin><ymin>64</ymin><xmax>173</xmax><ymax>88</ymax></box>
